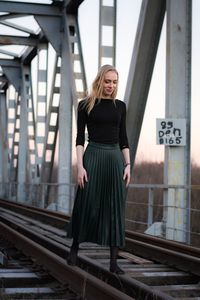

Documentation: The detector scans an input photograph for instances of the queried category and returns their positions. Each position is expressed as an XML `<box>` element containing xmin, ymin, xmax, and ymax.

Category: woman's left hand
<box><xmin>123</xmin><ymin>165</ymin><xmax>130</xmax><ymax>187</ymax></box>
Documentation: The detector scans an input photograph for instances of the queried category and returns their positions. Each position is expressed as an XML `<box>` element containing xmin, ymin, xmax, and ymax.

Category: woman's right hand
<box><xmin>77</xmin><ymin>165</ymin><xmax>88</xmax><ymax>189</ymax></box>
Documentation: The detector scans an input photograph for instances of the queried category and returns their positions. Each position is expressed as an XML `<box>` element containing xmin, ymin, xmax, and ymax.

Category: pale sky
<box><xmin>78</xmin><ymin>0</ymin><xmax>200</xmax><ymax>165</ymax></box>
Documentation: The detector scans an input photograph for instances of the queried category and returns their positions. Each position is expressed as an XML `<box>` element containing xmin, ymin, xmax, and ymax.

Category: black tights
<box><xmin>67</xmin><ymin>239</ymin><xmax>79</xmax><ymax>266</ymax></box>
<box><xmin>110</xmin><ymin>246</ymin><xmax>124</xmax><ymax>274</ymax></box>
<box><xmin>67</xmin><ymin>241</ymin><xmax>124</xmax><ymax>274</ymax></box>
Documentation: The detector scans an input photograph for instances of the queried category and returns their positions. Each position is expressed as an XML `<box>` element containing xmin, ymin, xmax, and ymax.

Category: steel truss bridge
<box><xmin>0</xmin><ymin>0</ymin><xmax>194</xmax><ymax>244</ymax></box>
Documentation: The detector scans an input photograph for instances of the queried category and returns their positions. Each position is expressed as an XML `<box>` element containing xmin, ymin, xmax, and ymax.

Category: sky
<box><xmin>78</xmin><ymin>0</ymin><xmax>200</xmax><ymax>165</ymax></box>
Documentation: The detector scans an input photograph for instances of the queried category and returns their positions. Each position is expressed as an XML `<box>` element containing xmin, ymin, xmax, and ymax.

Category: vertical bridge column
<box><xmin>35</xmin><ymin>43</ymin><xmax>48</xmax><ymax>183</ymax></box>
<box><xmin>98</xmin><ymin>0</ymin><xmax>116</xmax><ymax>67</ymax></box>
<box><xmin>0</xmin><ymin>92</ymin><xmax>8</xmax><ymax>197</ymax></box>
<box><xmin>164</xmin><ymin>0</ymin><xmax>192</xmax><ymax>243</ymax></box>
<box><xmin>17</xmin><ymin>65</ymin><xmax>30</xmax><ymax>202</ymax></box>
<box><xmin>58</xmin><ymin>12</ymin><xmax>74</xmax><ymax>213</ymax></box>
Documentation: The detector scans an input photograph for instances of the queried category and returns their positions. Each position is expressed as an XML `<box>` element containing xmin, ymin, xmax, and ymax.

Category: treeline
<box><xmin>132</xmin><ymin>160</ymin><xmax>200</xmax><ymax>184</ymax></box>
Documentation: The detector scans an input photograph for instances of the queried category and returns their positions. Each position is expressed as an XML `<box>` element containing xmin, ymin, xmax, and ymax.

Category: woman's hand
<box><xmin>77</xmin><ymin>165</ymin><xmax>88</xmax><ymax>189</ymax></box>
<box><xmin>123</xmin><ymin>164</ymin><xmax>130</xmax><ymax>187</ymax></box>
<box><xmin>121</xmin><ymin>148</ymin><xmax>131</xmax><ymax>187</ymax></box>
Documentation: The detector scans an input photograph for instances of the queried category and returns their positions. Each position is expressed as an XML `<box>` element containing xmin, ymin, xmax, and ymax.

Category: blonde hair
<box><xmin>84</xmin><ymin>64</ymin><xmax>119</xmax><ymax>113</ymax></box>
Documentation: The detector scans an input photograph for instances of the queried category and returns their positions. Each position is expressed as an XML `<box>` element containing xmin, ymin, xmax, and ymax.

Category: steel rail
<box><xmin>0</xmin><ymin>198</ymin><xmax>69</xmax><ymax>227</ymax></box>
<box><xmin>125</xmin><ymin>230</ymin><xmax>200</xmax><ymax>258</ymax></box>
<box><xmin>0</xmin><ymin>220</ymin><xmax>133</xmax><ymax>300</ymax></box>
<box><xmin>125</xmin><ymin>237</ymin><xmax>200</xmax><ymax>277</ymax></box>
<box><xmin>0</xmin><ymin>211</ymin><xmax>177</xmax><ymax>300</ymax></box>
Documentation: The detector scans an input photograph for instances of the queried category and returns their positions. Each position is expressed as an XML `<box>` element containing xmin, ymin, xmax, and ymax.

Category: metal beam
<box><xmin>0</xmin><ymin>75</ymin><xmax>7</xmax><ymax>83</ymax></box>
<box><xmin>0</xmin><ymin>92</ymin><xmax>9</xmax><ymax>197</ymax></box>
<box><xmin>21</xmin><ymin>46</ymin><xmax>37</xmax><ymax>64</ymax></box>
<box><xmin>0</xmin><ymin>48</ymin><xmax>19</xmax><ymax>58</ymax></box>
<box><xmin>124</xmin><ymin>0</ymin><xmax>166</xmax><ymax>166</ymax></box>
<box><xmin>65</xmin><ymin>0</ymin><xmax>84</xmax><ymax>14</ymax></box>
<box><xmin>17</xmin><ymin>65</ymin><xmax>29</xmax><ymax>202</ymax></box>
<box><xmin>34</xmin><ymin>15</ymin><xmax>61</xmax><ymax>54</ymax></box>
<box><xmin>35</xmin><ymin>43</ymin><xmax>48</xmax><ymax>186</ymax></box>
<box><xmin>0</xmin><ymin>59</ymin><xmax>20</xmax><ymax>67</ymax></box>
<box><xmin>0</xmin><ymin>20</ymin><xmax>37</xmax><ymax>35</ymax></box>
<box><xmin>98</xmin><ymin>0</ymin><xmax>116</xmax><ymax>67</ymax></box>
<box><xmin>0</xmin><ymin>0</ymin><xmax>84</xmax><ymax>16</ymax></box>
<box><xmin>2</xmin><ymin>66</ymin><xmax>21</xmax><ymax>92</ymax></box>
<box><xmin>0</xmin><ymin>1</ymin><xmax>62</xmax><ymax>16</ymax></box>
<box><xmin>164</xmin><ymin>0</ymin><xmax>192</xmax><ymax>243</ymax></box>
<box><xmin>0</xmin><ymin>76</ymin><xmax>8</xmax><ymax>90</ymax></box>
<box><xmin>58</xmin><ymin>11</ymin><xmax>74</xmax><ymax>212</ymax></box>
<box><xmin>0</xmin><ymin>35</ymin><xmax>39</xmax><ymax>46</ymax></box>
<box><xmin>0</xmin><ymin>13</ymin><xmax>27</xmax><ymax>22</ymax></box>
<box><xmin>8</xmin><ymin>89</ymin><xmax>19</xmax><ymax>183</ymax></box>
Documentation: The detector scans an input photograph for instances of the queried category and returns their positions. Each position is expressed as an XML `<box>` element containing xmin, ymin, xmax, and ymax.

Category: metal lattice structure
<box><xmin>0</xmin><ymin>0</ymin><xmax>193</xmax><ymax>243</ymax></box>
<box><xmin>98</xmin><ymin>0</ymin><xmax>116</xmax><ymax>67</ymax></box>
<box><xmin>0</xmin><ymin>0</ymin><xmax>87</xmax><ymax>212</ymax></box>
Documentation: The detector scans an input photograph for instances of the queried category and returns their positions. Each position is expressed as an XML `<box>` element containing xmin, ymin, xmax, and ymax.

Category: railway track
<box><xmin>0</xmin><ymin>198</ymin><xmax>200</xmax><ymax>299</ymax></box>
<box><xmin>0</xmin><ymin>237</ymin><xmax>78</xmax><ymax>299</ymax></box>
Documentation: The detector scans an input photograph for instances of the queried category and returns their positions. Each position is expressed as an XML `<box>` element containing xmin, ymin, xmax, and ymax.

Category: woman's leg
<box><xmin>110</xmin><ymin>246</ymin><xmax>124</xmax><ymax>274</ymax></box>
<box><xmin>67</xmin><ymin>239</ymin><xmax>79</xmax><ymax>266</ymax></box>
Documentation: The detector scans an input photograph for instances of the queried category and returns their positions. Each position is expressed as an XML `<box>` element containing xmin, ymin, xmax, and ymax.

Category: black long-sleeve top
<box><xmin>76</xmin><ymin>98</ymin><xmax>129</xmax><ymax>150</ymax></box>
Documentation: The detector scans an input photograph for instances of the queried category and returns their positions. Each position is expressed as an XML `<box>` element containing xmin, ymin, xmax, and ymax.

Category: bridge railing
<box><xmin>0</xmin><ymin>181</ymin><xmax>76</xmax><ymax>213</ymax></box>
<box><xmin>126</xmin><ymin>183</ymin><xmax>200</xmax><ymax>246</ymax></box>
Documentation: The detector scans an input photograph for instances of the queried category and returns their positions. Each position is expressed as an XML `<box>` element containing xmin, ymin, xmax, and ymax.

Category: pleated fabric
<box><xmin>67</xmin><ymin>142</ymin><xmax>126</xmax><ymax>247</ymax></box>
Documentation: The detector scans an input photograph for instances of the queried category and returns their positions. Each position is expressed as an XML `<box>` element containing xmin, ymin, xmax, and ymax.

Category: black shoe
<box><xmin>67</xmin><ymin>251</ymin><xmax>78</xmax><ymax>266</ymax></box>
<box><xmin>67</xmin><ymin>240</ymin><xmax>79</xmax><ymax>266</ymax></box>
<box><xmin>110</xmin><ymin>264</ymin><xmax>125</xmax><ymax>275</ymax></box>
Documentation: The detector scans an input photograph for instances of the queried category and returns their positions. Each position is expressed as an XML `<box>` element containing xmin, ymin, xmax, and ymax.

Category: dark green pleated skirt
<box><xmin>67</xmin><ymin>142</ymin><xmax>126</xmax><ymax>247</ymax></box>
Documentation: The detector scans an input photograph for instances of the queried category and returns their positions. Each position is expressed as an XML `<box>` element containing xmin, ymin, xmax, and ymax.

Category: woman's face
<box><xmin>102</xmin><ymin>70</ymin><xmax>118</xmax><ymax>98</ymax></box>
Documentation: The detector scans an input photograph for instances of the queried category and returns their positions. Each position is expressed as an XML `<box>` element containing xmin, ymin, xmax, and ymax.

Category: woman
<box><xmin>67</xmin><ymin>64</ymin><xmax>130</xmax><ymax>274</ymax></box>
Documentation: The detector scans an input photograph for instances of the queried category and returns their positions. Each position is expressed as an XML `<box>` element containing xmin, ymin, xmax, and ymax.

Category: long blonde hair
<box><xmin>84</xmin><ymin>64</ymin><xmax>119</xmax><ymax>114</ymax></box>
